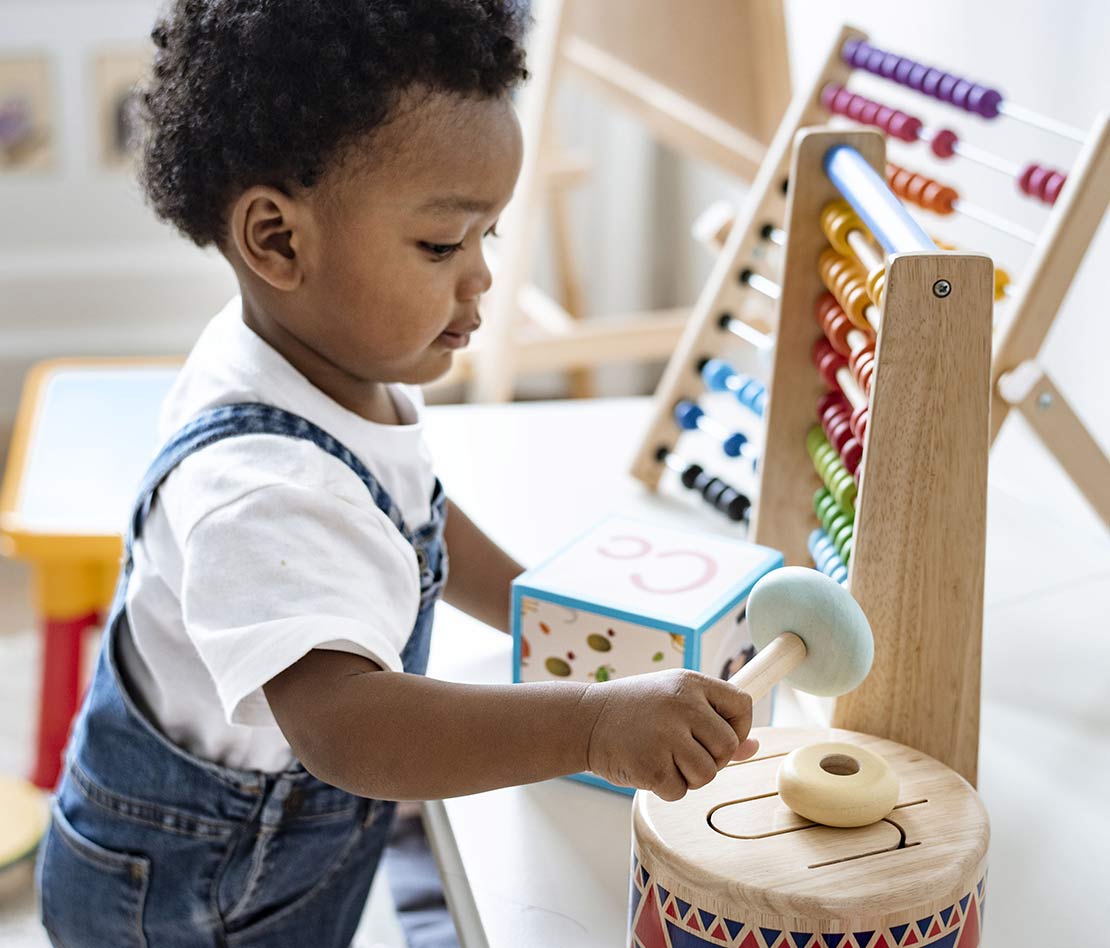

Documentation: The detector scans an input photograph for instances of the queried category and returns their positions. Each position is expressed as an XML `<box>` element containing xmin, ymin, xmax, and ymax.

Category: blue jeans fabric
<box><xmin>37</xmin><ymin>403</ymin><xmax>447</xmax><ymax>947</ymax></box>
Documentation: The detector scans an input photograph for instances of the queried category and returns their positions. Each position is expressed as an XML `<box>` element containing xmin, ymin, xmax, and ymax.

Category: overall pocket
<box><xmin>38</xmin><ymin>803</ymin><xmax>151</xmax><ymax>948</ymax></box>
<box><xmin>218</xmin><ymin>796</ymin><xmax>391</xmax><ymax>943</ymax></box>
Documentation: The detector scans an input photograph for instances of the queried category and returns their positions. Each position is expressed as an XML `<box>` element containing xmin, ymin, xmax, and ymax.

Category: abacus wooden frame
<box><xmin>628</xmin><ymin>22</ymin><xmax>1110</xmax><ymax>531</ymax></box>
<box><xmin>754</xmin><ymin>128</ymin><xmax>993</xmax><ymax>786</ymax></box>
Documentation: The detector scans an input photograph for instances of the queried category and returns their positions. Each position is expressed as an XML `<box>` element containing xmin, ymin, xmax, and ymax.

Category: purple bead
<box><xmin>894</xmin><ymin>59</ymin><xmax>915</xmax><ymax>84</ymax></box>
<box><xmin>922</xmin><ymin>68</ymin><xmax>946</xmax><ymax>96</ymax></box>
<box><xmin>867</xmin><ymin>49</ymin><xmax>886</xmax><ymax>74</ymax></box>
<box><xmin>937</xmin><ymin>74</ymin><xmax>960</xmax><ymax>103</ymax></box>
<box><xmin>967</xmin><ymin>86</ymin><xmax>1002</xmax><ymax>119</ymax></box>
<box><xmin>908</xmin><ymin>63</ymin><xmax>929</xmax><ymax>91</ymax></box>
<box><xmin>841</xmin><ymin>37</ymin><xmax>863</xmax><ymax>65</ymax></box>
<box><xmin>880</xmin><ymin>52</ymin><xmax>901</xmax><ymax>78</ymax></box>
<box><xmin>950</xmin><ymin>79</ymin><xmax>974</xmax><ymax>110</ymax></box>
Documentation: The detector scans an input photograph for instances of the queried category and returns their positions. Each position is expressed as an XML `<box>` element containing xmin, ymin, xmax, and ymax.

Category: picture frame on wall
<box><xmin>92</xmin><ymin>48</ymin><xmax>148</xmax><ymax>169</ymax></box>
<box><xmin>0</xmin><ymin>54</ymin><xmax>55</xmax><ymax>172</ymax></box>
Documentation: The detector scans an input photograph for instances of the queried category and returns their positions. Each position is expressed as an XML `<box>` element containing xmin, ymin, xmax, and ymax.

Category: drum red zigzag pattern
<box><xmin>628</xmin><ymin>855</ymin><xmax>984</xmax><ymax>948</ymax></box>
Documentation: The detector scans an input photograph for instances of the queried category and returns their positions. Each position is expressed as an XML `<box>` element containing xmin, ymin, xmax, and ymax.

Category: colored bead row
<box><xmin>808</xmin><ymin>527</ymin><xmax>849</xmax><ymax>584</ymax></box>
<box><xmin>841</xmin><ymin>38</ymin><xmax>1002</xmax><ymax>118</ymax></box>
<box><xmin>817</xmin><ymin>391</ymin><xmax>864</xmax><ymax>480</ymax></box>
<box><xmin>674</xmin><ymin>401</ymin><xmax>749</xmax><ymax>458</ymax></box>
<box><xmin>818</xmin><ymin>248</ymin><xmax>878</xmax><ymax>329</ymax></box>
<box><xmin>819</xmin><ymin>203</ymin><xmax>886</xmax><ymax>305</ymax></box>
<box><xmin>822</xmin><ymin>85</ymin><xmax>1069</xmax><ymax>206</ymax></box>
<box><xmin>840</xmin><ymin>37</ymin><xmax>1088</xmax><ymax>143</ymax></box>
<box><xmin>679</xmin><ymin>461</ymin><xmax>751</xmax><ymax>522</ymax></box>
<box><xmin>812</xmin><ymin>336</ymin><xmax>874</xmax><ymax>404</ymax></box>
<box><xmin>886</xmin><ymin>162</ymin><xmax>958</xmax><ymax>214</ymax></box>
<box><xmin>813</xmin><ymin>486</ymin><xmax>855</xmax><ymax>564</ymax></box>
<box><xmin>815</xmin><ymin>293</ymin><xmax>875</xmax><ymax>361</ymax></box>
<box><xmin>820</xmin><ymin>83</ymin><xmax>922</xmax><ymax>142</ymax></box>
<box><xmin>819</xmin><ymin>389</ymin><xmax>870</xmax><ymax>446</ymax></box>
<box><xmin>701</xmin><ymin>359</ymin><xmax>767</xmax><ymax>416</ymax></box>
<box><xmin>807</xmin><ymin>425</ymin><xmax>857</xmax><ymax>514</ymax></box>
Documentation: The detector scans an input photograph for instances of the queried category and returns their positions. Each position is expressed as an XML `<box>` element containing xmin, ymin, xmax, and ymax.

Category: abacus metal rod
<box><xmin>719</xmin><ymin>314</ymin><xmax>774</xmax><ymax>350</ymax></box>
<box><xmin>950</xmin><ymin>200</ymin><xmax>1038</xmax><ymax>244</ymax></box>
<box><xmin>760</xmin><ymin>223</ymin><xmax>787</xmax><ymax>247</ymax></box>
<box><xmin>997</xmin><ymin>101</ymin><xmax>1087</xmax><ymax>144</ymax></box>
<box><xmin>823</xmin><ymin>145</ymin><xmax>936</xmax><ymax>254</ymax></box>
<box><xmin>739</xmin><ymin>269</ymin><xmax>782</xmax><ymax>300</ymax></box>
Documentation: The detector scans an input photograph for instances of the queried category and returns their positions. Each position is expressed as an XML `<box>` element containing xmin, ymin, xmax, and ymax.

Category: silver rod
<box><xmin>998</xmin><ymin>101</ymin><xmax>1087</xmax><ymax>144</ymax></box>
<box><xmin>741</xmin><ymin>270</ymin><xmax>782</xmax><ymax>300</ymax></box>
<box><xmin>846</xmin><ymin>227</ymin><xmax>883</xmax><ymax>274</ymax></box>
<box><xmin>723</xmin><ymin>316</ymin><xmax>774</xmax><ymax>351</ymax></box>
<box><xmin>953</xmin><ymin>199</ymin><xmax>1039</xmax><ymax>244</ymax></box>
<box><xmin>762</xmin><ymin>224</ymin><xmax>787</xmax><ymax>246</ymax></box>
<box><xmin>950</xmin><ymin>138</ymin><xmax>1021</xmax><ymax>177</ymax></box>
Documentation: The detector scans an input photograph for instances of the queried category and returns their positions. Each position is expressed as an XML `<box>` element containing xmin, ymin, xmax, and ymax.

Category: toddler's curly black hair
<box><xmin>139</xmin><ymin>0</ymin><xmax>530</xmax><ymax>247</ymax></box>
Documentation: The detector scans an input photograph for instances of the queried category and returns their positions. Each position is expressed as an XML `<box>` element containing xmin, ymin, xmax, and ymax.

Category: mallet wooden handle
<box><xmin>728</xmin><ymin>632</ymin><xmax>807</xmax><ymax>703</ymax></box>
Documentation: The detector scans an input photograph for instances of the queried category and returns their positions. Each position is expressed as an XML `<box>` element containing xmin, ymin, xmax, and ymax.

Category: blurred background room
<box><xmin>1</xmin><ymin>0</ymin><xmax>1108</xmax><ymax>945</ymax></box>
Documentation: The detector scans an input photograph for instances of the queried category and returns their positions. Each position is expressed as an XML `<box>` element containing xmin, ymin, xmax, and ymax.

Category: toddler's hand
<box><xmin>582</xmin><ymin>668</ymin><xmax>759</xmax><ymax>801</ymax></box>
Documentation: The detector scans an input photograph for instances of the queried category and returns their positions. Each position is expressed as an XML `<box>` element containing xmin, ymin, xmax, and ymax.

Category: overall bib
<box><xmin>37</xmin><ymin>403</ymin><xmax>447</xmax><ymax>947</ymax></box>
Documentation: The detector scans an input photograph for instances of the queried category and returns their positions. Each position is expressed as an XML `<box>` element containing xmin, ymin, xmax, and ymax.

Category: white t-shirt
<box><xmin>118</xmin><ymin>297</ymin><xmax>438</xmax><ymax>772</ymax></box>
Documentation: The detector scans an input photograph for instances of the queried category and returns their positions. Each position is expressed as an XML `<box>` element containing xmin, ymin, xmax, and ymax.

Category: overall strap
<box><xmin>127</xmin><ymin>402</ymin><xmax>438</xmax><ymax>558</ymax></box>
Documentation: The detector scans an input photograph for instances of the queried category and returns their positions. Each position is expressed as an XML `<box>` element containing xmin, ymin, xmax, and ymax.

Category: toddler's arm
<box><xmin>441</xmin><ymin>499</ymin><xmax>523</xmax><ymax>633</ymax></box>
<box><xmin>264</xmin><ymin>650</ymin><xmax>757</xmax><ymax>801</ymax></box>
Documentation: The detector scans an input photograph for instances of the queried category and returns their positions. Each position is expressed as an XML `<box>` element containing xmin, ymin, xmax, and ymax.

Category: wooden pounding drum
<box><xmin>630</xmin><ymin>727</ymin><xmax>989</xmax><ymax>947</ymax></box>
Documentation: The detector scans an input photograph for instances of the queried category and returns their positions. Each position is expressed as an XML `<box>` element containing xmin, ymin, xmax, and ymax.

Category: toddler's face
<box><xmin>301</xmin><ymin>90</ymin><xmax>523</xmax><ymax>386</ymax></box>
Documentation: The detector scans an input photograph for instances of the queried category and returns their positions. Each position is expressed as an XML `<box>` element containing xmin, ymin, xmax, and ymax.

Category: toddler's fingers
<box><xmin>674</xmin><ymin>742</ymin><xmax>719</xmax><ymax>792</ymax></box>
<box><xmin>705</xmin><ymin>678</ymin><xmax>753</xmax><ymax>739</ymax></box>
<box><xmin>652</xmin><ymin>760</ymin><xmax>689</xmax><ymax>802</ymax></box>
<box><xmin>730</xmin><ymin>737</ymin><xmax>760</xmax><ymax>761</ymax></box>
<box><xmin>692</xmin><ymin>715</ymin><xmax>742</xmax><ymax>769</ymax></box>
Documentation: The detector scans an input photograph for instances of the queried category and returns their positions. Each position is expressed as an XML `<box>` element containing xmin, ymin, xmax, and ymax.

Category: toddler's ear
<box><xmin>227</xmin><ymin>186</ymin><xmax>307</xmax><ymax>291</ymax></box>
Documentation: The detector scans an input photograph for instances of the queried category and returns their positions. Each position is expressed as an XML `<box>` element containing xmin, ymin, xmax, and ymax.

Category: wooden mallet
<box><xmin>728</xmin><ymin>566</ymin><xmax>874</xmax><ymax>702</ymax></box>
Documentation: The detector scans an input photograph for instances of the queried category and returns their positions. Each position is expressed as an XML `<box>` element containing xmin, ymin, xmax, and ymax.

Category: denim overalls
<box><xmin>37</xmin><ymin>403</ymin><xmax>447</xmax><ymax>947</ymax></box>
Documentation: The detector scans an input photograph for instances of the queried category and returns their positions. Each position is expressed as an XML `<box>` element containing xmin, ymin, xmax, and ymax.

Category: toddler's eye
<box><xmin>421</xmin><ymin>241</ymin><xmax>463</xmax><ymax>258</ymax></box>
<box><xmin>484</xmin><ymin>224</ymin><xmax>500</xmax><ymax>239</ymax></box>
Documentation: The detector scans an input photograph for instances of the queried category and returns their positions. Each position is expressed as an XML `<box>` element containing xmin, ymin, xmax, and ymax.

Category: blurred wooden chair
<box><xmin>458</xmin><ymin>0</ymin><xmax>791</xmax><ymax>402</ymax></box>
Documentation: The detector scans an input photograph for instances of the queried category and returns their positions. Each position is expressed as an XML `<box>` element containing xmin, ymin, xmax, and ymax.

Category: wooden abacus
<box><xmin>758</xmin><ymin>127</ymin><xmax>993</xmax><ymax>786</ymax></box>
<box><xmin>630</xmin><ymin>23</ymin><xmax>1110</xmax><ymax>532</ymax></box>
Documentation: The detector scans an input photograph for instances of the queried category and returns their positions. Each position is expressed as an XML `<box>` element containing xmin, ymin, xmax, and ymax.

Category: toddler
<box><xmin>36</xmin><ymin>2</ymin><xmax>758</xmax><ymax>945</ymax></box>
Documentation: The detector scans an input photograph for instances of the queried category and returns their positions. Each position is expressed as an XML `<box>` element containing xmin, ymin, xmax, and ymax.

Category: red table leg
<box><xmin>31</xmin><ymin>611</ymin><xmax>99</xmax><ymax>790</ymax></box>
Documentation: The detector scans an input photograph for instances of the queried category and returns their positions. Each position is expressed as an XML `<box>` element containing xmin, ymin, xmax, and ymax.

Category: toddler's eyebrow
<box><xmin>417</xmin><ymin>195</ymin><xmax>496</xmax><ymax>215</ymax></box>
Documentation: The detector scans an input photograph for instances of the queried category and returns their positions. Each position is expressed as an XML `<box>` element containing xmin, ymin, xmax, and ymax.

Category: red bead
<box><xmin>1043</xmin><ymin>171</ymin><xmax>1067</xmax><ymax>204</ymax></box>
<box><xmin>931</xmin><ymin>128</ymin><xmax>958</xmax><ymax>158</ymax></box>
<box><xmin>817</xmin><ymin>391</ymin><xmax>845</xmax><ymax>417</ymax></box>
<box><xmin>829</xmin><ymin>418</ymin><xmax>853</xmax><ymax>452</ymax></box>
<box><xmin>842</xmin><ymin>438</ymin><xmax>864</xmax><ymax>473</ymax></box>
<box><xmin>850</xmin><ymin>405</ymin><xmax>869</xmax><ymax>441</ymax></box>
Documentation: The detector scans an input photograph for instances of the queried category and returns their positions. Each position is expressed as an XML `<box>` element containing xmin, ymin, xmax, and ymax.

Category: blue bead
<box><xmin>722</xmin><ymin>432</ymin><xmax>748</xmax><ymax>457</ymax></box>
<box><xmin>674</xmin><ymin>400</ymin><xmax>703</xmax><ymax>429</ymax></box>
<box><xmin>701</xmin><ymin>358</ymin><xmax>735</xmax><ymax>392</ymax></box>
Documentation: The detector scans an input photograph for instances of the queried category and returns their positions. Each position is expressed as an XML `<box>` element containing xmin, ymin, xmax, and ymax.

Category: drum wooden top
<box><xmin>633</xmin><ymin>727</ymin><xmax>989</xmax><ymax>923</ymax></box>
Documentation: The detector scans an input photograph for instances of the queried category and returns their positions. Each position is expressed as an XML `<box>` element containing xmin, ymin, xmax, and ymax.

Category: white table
<box><xmin>421</xmin><ymin>396</ymin><xmax>1110</xmax><ymax>948</ymax></box>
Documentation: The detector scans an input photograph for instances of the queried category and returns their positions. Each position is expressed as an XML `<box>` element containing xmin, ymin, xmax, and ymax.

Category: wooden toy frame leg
<box><xmin>998</xmin><ymin>364</ymin><xmax>1110</xmax><ymax>527</ymax></box>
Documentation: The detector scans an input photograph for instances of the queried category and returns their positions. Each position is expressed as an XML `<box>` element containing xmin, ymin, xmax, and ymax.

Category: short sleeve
<box><xmin>179</xmin><ymin>479</ymin><xmax>420</xmax><ymax>727</ymax></box>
